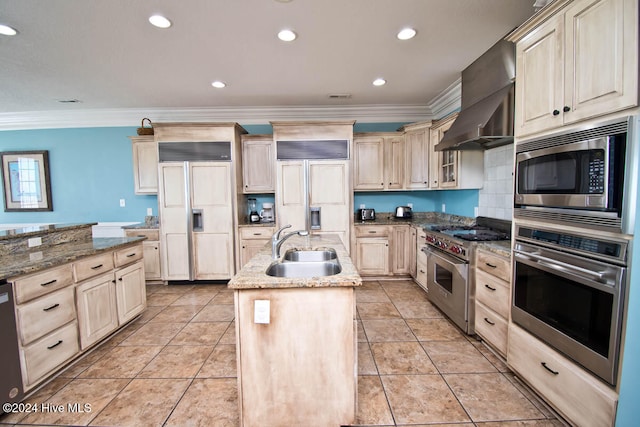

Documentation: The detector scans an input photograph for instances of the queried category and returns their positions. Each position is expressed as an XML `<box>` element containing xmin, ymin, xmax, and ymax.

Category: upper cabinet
<box><xmin>429</xmin><ymin>114</ymin><xmax>483</xmax><ymax>190</ymax></box>
<box><xmin>241</xmin><ymin>134</ymin><xmax>275</xmax><ymax>193</ymax></box>
<box><xmin>403</xmin><ymin>122</ymin><xmax>431</xmax><ymax>190</ymax></box>
<box><xmin>353</xmin><ymin>132</ymin><xmax>404</xmax><ymax>190</ymax></box>
<box><xmin>130</xmin><ymin>135</ymin><xmax>158</xmax><ymax>194</ymax></box>
<box><xmin>510</xmin><ymin>0</ymin><xmax>638</xmax><ymax>138</ymax></box>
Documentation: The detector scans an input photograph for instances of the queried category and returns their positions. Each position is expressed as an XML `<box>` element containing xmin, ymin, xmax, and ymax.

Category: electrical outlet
<box><xmin>441</xmin><ymin>204</ymin><xmax>446</xmax><ymax>212</ymax></box>
<box><xmin>28</xmin><ymin>237</ymin><xmax>42</xmax><ymax>248</ymax></box>
<box><xmin>359</xmin><ymin>204</ymin><xmax>365</xmax><ymax>209</ymax></box>
<box><xmin>119</xmin><ymin>199</ymin><xmax>126</xmax><ymax>207</ymax></box>
<box><xmin>474</xmin><ymin>207</ymin><xmax>479</xmax><ymax>217</ymax></box>
<box><xmin>407</xmin><ymin>203</ymin><xmax>413</xmax><ymax>209</ymax></box>
<box><xmin>254</xmin><ymin>300</ymin><xmax>270</xmax><ymax>324</ymax></box>
<box><xmin>147</xmin><ymin>207</ymin><xmax>153</xmax><ymax>216</ymax></box>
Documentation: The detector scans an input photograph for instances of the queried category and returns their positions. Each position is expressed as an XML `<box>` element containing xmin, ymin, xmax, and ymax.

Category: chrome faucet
<box><xmin>271</xmin><ymin>224</ymin><xmax>309</xmax><ymax>259</ymax></box>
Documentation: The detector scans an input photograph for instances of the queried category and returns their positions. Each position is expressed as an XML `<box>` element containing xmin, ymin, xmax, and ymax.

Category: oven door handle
<box><xmin>514</xmin><ymin>250</ymin><xmax>607</xmax><ymax>283</ymax></box>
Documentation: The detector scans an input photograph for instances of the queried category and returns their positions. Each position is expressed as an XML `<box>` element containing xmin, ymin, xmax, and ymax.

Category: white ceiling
<box><xmin>0</xmin><ymin>0</ymin><xmax>537</xmax><ymax>128</ymax></box>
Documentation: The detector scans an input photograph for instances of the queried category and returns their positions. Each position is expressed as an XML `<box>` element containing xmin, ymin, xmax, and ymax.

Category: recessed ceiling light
<box><xmin>149</xmin><ymin>15</ymin><xmax>172</xmax><ymax>29</ymax></box>
<box><xmin>0</xmin><ymin>24</ymin><xmax>17</xmax><ymax>36</ymax></box>
<box><xmin>277</xmin><ymin>29</ymin><xmax>297</xmax><ymax>42</ymax></box>
<box><xmin>211</xmin><ymin>81</ymin><xmax>226</xmax><ymax>89</ymax></box>
<box><xmin>373</xmin><ymin>78</ymin><xmax>386</xmax><ymax>87</ymax></box>
<box><xmin>397</xmin><ymin>28</ymin><xmax>416</xmax><ymax>40</ymax></box>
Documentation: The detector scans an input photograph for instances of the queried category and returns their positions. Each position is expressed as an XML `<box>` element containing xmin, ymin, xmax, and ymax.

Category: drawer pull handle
<box><xmin>47</xmin><ymin>340</ymin><xmax>63</xmax><ymax>350</ymax></box>
<box><xmin>484</xmin><ymin>284</ymin><xmax>496</xmax><ymax>291</ymax></box>
<box><xmin>40</xmin><ymin>279</ymin><xmax>57</xmax><ymax>287</ymax></box>
<box><xmin>541</xmin><ymin>362</ymin><xmax>559</xmax><ymax>375</ymax></box>
<box><xmin>126</xmin><ymin>253</ymin><xmax>136</xmax><ymax>257</ymax></box>
<box><xmin>91</xmin><ymin>264</ymin><xmax>104</xmax><ymax>270</ymax></box>
<box><xmin>419</xmin><ymin>269</ymin><xmax>425</xmax><ymax>274</ymax></box>
<box><xmin>253</xmin><ymin>233</ymin><xmax>262</xmax><ymax>236</ymax></box>
<box><xmin>484</xmin><ymin>317</ymin><xmax>495</xmax><ymax>326</ymax></box>
<box><xmin>368</xmin><ymin>231</ymin><xmax>377</xmax><ymax>234</ymax></box>
<box><xmin>43</xmin><ymin>303</ymin><xmax>60</xmax><ymax>312</ymax></box>
<box><xmin>485</xmin><ymin>262</ymin><xmax>497</xmax><ymax>268</ymax></box>
<box><xmin>137</xmin><ymin>235</ymin><xmax>146</xmax><ymax>238</ymax></box>
<box><xmin>118</xmin><ymin>278</ymin><xmax>123</xmax><ymax>281</ymax></box>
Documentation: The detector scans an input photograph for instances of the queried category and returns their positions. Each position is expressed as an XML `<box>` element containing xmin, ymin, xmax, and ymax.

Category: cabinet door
<box><xmin>76</xmin><ymin>273</ymin><xmax>118</xmax><ymax>350</ymax></box>
<box><xmin>514</xmin><ymin>13</ymin><xmax>564</xmax><ymax>137</ymax></box>
<box><xmin>390</xmin><ymin>226</ymin><xmax>411</xmax><ymax>274</ymax></box>
<box><xmin>142</xmin><ymin>240</ymin><xmax>161</xmax><ymax>280</ymax></box>
<box><xmin>356</xmin><ymin>238</ymin><xmax>389</xmax><ymax>276</ymax></box>
<box><xmin>409</xmin><ymin>227</ymin><xmax>417</xmax><ymax>278</ymax></box>
<box><xmin>242</xmin><ymin>136</ymin><xmax>275</xmax><ymax>193</ymax></box>
<box><xmin>404</xmin><ymin>129</ymin><xmax>429</xmax><ymax>189</ymax></box>
<box><xmin>309</xmin><ymin>161</ymin><xmax>351</xmax><ymax>249</ymax></box>
<box><xmin>563</xmin><ymin>0</ymin><xmax>638</xmax><ymax>124</ymax></box>
<box><xmin>190</xmin><ymin>162</ymin><xmax>235</xmax><ymax>280</ymax></box>
<box><xmin>115</xmin><ymin>261</ymin><xmax>147</xmax><ymax>324</ymax></box>
<box><xmin>240</xmin><ymin>239</ymin><xmax>269</xmax><ymax>267</ymax></box>
<box><xmin>384</xmin><ymin>136</ymin><xmax>405</xmax><ymax>190</ymax></box>
<box><xmin>131</xmin><ymin>136</ymin><xmax>158</xmax><ymax>194</ymax></box>
<box><xmin>276</xmin><ymin>161</ymin><xmax>306</xmax><ymax>231</ymax></box>
<box><xmin>438</xmin><ymin>150</ymin><xmax>459</xmax><ymax>188</ymax></box>
<box><xmin>353</xmin><ymin>136</ymin><xmax>384</xmax><ymax>190</ymax></box>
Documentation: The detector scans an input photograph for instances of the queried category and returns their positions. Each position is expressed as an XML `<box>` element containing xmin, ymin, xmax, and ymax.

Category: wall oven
<box><xmin>514</xmin><ymin>116</ymin><xmax>639</xmax><ymax>234</ymax></box>
<box><xmin>512</xmin><ymin>225</ymin><xmax>628</xmax><ymax>385</ymax></box>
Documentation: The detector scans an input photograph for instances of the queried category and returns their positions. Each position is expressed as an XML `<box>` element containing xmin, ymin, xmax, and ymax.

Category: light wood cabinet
<box><xmin>124</xmin><ymin>228</ymin><xmax>162</xmax><ymax>281</ymax></box>
<box><xmin>76</xmin><ymin>273</ymin><xmax>119</xmax><ymax>350</ymax></box>
<box><xmin>353</xmin><ymin>133</ymin><xmax>405</xmax><ymax>190</ymax></box>
<box><xmin>16</xmin><ymin>286</ymin><xmax>76</xmax><ymax>346</ymax></box>
<box><xmin>239</xmin><ymin>226</ymin><xmax>275</xmax><ymax>267</ymax></box>
<box><xmin>409</xmin><ymin>226</ymin><xmax>417</xmax><ymax>278</ymax></box>
<box><xmin>474</xmin><ymin>248</ymin><xmax>511</xmax><ymax>356</ymax></box>
<box><xmin>115</xmin><ymin>261</ymin><xmax>147</xmax><ymax>324</ymax></box>
<box><xmin>354</xmin><ymin>225</ymin><xmax>390</xmax><ymax>276</ymax></box>
<box><xmin>415</xmin><ymin>227</ymin><xmax>428</xmax><ymax>291</ymax></box>
<box><xmin>13</xmin><ymin>263</ymin><xmax>74</xmax><ymax>304</ymax></box>
<box><xmin>403</xmin><ymin>122</ymin><xmax>431</xmax><ymax>189</ymax></box>
<box><xmin>130</xmin><ymin>135</ymin><xmax>158</xmax><ymax>194</ymax></box>
<box><xmin>508</xmin><ymin>324</ymin><xmax>618</xmax><ymax>427</ymax></box>
<box><xmin>242</xmin><ymin>134</ymin><xmax>275</xmax><ymax>193</ymax></box>
<box><xmin>429</xmin><ymin>113</ymin><xmax>483</xmax><ymax>189</ymax></box>
<box><xmin>390</xmin><ymin>225</ymin><xmax>411</xmax><ymax>274</ymax></box>
<box><xmin>510</xmin><ymin>0</ymin><xmax>638</xmax><ymax>137</ymax></box>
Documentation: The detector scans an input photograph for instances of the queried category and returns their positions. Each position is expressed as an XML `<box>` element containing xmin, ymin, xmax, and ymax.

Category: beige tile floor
<box><xmin>1</xmin><ymin>279</ymin><xmax>565</xmax><ymax>427</ymax></box>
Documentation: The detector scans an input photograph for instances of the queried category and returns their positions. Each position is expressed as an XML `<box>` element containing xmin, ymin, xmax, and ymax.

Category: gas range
<box><xmin>423</xmin><ymin>217</ymin><xmax>511</xmax><ymax>262</ymax></box>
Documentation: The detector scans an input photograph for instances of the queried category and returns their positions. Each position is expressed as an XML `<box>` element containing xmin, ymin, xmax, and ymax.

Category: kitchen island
<box><xmin>228</xmin><ymin>234</ymin><xmax>361</xmax><ymax>427</ymax></box>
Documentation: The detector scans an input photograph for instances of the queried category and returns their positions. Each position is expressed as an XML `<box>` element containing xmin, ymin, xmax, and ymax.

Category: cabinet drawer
<box><xmin>73</xmin><ymin>252</ymin><xmax>114</xmax><ymax>282</ymax></box>
<box><xmin>114</xmin><ymin>244</ymin><xmax>143</xmax><ymax>267</ymax></box>
<box><xmin>475</xmin><ymin>269</ymin><xmax>510</xmax><ymax>317</ymax></box>
<box><xmin>354</xmin><ymin>225</ymin><xmax>389</xmax><ymax>238</ymax></box>
<box><xmin>474</xmin><ymin>302</ymin><xmax>507</xmax><ymax>356</ymax></box>
<box><xmin>476</xmin><ymin>249</ymin><xmax>511</xmax><ymax>282</ymax></box>
<box><xmin>124</xmin><ymin>229</ymin><xmax>159</xmax><ymax>240</ymax></box>
<box><xmin>16</xmin><ymin>287</ymin><xmax>76</xmax><ymax>346</ymax></box>
<box><xmin>20</xmin><ymin>321</ymin><xmax>79</xmax><ymax>389</ymax></box>
<box><xmin>12</xmin><ymin>263</ymin><xmax>74</xmax><ymax>304</ymax></box>
<box><xmin>415</xmin><ymin>260</ymin><xmax>427</xmax><ymax>291</ymax></box>
<box><xmin>508</xmin><ymin>324</ymin><xmax>617</xmax><ymax>427</ymax></box>
<box><xmin>239</xmin><ymin>227</ymin><xmax>275</xmax><ymax>240</ymax></box>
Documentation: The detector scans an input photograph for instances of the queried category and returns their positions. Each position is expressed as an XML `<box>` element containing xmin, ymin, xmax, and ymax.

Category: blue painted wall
<box><xmin>355</xmin><ymin>190</ymin><xmax>478</xmax><ymax>217</ymax></box>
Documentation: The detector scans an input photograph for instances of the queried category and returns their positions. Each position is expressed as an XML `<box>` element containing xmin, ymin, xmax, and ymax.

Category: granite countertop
<box><xmin>0</xmin><ymin>237</ymin><xmax>146</xmax><ymax>281</ymax></box>
<box><xmin>353</xmin><ymin>212</ymin><xmax>476</xmax><ymax>228</ymax></box>
<box><xmin>122</xmin><ymin>223</ymin><xmax>158</xmax><ymax>230</ymax></box>
<box><xmin>477</xmin><ymin>240</ymin><xmax>512</xmax><ymax>258</ymax></box>
<box><xmin>228</xmin><ymin>234</ymin><xmax>361</xmax><ymax>290</ymax></box>
<box><xmin>0</xmin><ymin>223</ymin><xmax>96</xmax><ymax>241</ymax></box>
<box><xmin>238</xmin><ymin>219</ymin><xmax>277</xmax><ymax>227</ymax></box>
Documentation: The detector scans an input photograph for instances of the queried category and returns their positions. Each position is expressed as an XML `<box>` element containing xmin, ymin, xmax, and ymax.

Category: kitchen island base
<box><xmin>234</xmin><ymin>286</ymin><xmax>357</xmax><ymax>427</ymax></box>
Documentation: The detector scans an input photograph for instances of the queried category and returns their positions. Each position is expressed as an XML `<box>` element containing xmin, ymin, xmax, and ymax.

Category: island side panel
<box><xmin>235</xmin><ymin>286</ymin><xmax>357</xmax><ymax>427</ymax></box>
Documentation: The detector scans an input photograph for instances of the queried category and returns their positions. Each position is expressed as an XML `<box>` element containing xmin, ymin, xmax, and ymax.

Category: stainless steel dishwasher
<box><xmin>1</xmin><ymin>280</ymin><xmax>24</xmax><ymax>408</ymax></box>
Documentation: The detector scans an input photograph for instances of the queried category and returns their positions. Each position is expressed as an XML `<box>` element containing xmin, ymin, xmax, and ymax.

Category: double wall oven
<box><xmin>512</xmin><ymin>115</ymin><xmax>639</xmax><ymax>386</ymax></box>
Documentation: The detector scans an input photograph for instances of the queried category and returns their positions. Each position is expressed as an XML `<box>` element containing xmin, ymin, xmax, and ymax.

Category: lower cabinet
<box><xmin>239</xmin><ymin>226</ymin><xmax>275</xmax><ymax>268</ymax></box>
<box><xmin>124</xmin><ymin>228</ymin><xmax>162</xmax><ymax>282</ymax></box>
<box><xmin>76</xmin><ymin>273</ymin><xmax>119</xmax><ymax>350</ymax></box>
<box><xmin>355</xmin><ymin>224</ymin><xmax>413</xmax><ymax>277</ymax></box>
<box><xmin>508</xmin><ymin>324</ymin><xmax>618</xmax><ymax>427</ymax></box>
<box><xmin>115</xmin><ymin>261</ymin><xmax>147</xmax><ymax>324</ymax></box>
<box><xmin>413</xmin><ymin>227</ymin><xmax>428</xmax><ymax>290</ymax></box>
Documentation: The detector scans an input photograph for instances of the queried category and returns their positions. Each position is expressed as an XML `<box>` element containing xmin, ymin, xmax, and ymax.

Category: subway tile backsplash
<box><xmin>478</xmin><ymin>144</ymin><xmax>514</xmax><ymax>220</ymax></box>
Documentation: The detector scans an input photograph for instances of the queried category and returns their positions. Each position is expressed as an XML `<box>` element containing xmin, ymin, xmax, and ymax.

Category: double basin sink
<box><xmin>266</xmin><ymin>248</ymin><xmax>342</xmax><ymax>278</ymax></box>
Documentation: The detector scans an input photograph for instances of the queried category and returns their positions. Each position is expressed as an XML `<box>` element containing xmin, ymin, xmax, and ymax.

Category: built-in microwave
<box><xmin>513</xmin><ymin>117</ymin><xmax>638</xmax><ymax>233</ymax></box>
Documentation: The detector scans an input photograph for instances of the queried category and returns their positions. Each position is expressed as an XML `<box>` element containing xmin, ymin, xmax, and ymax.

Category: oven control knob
<box><xmin>451</xmin><ymin>246</ymin><xmax>461</xmax><ymax>254</ymax></box>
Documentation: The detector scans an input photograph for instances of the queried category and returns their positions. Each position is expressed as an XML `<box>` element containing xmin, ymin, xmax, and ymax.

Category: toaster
<box><xmin>357</xmin><ymin>208</ymin><xmax>376</xmax><ymax>221</ymax></box>
<box><xmin>394</xmin><ymin>206</ymin><xmax>413</xmax><ymax>218</ymax></box>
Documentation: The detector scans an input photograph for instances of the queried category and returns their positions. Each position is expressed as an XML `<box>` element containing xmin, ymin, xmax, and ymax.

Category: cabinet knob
<box><xmin>552</xmin><ymin>109</ymin><xmax>560</xmax><ymax>116</ymax></box>
<box><xmin>563</xmin><ymin>106</ymin><xmax>571</xmax><ymax>112</ymax></box>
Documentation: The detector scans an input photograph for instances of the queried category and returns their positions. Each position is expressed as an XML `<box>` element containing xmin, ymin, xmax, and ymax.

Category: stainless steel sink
<box><xmin>265</xmin><ymin>260</ymin><xmax>342</xmax><ymax>278</ymax></box>
<box><xmin>282</xmin><ymin>248</ymin><xmax>338</xmax><ymax>262</ymax></box>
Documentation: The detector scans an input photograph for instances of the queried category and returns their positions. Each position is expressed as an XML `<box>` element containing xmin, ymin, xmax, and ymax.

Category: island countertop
<box><xmin>228</xmin><ymin>234</ymin><xmax>361</xmax><ymax>290</ymax></box>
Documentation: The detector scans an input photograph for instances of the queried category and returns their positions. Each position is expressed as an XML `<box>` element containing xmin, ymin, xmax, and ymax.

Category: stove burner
<box><xmin>453</xmin><ymin>230</ymin><xmax>510</xmax><ymax>241</ymax></box>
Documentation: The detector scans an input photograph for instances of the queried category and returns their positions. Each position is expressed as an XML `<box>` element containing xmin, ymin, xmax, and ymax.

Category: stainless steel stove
<box><xmin>421</xmin><ymin>217</ymin><xmax>511</xmax><ymax>334</ymax></box>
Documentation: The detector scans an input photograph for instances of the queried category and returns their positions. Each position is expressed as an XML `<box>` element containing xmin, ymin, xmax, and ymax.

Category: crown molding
<box><xmin>427</xmin><ymin>77</ymin><xmax>462</xmax><ymax>119</ymax></box>
<box><xmin>0</xmin><ymin>104</ymin><xmax>438</xmax><ymax>131</ymax></box>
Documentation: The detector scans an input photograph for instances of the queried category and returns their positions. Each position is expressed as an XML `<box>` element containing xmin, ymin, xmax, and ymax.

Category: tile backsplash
<box><xmin>478</xmin><ymin>144</ymin><xmax>514</xmax><ymax>220</ymax></box>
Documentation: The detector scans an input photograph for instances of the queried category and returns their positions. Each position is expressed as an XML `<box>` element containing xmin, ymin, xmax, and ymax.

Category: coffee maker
<box><xmin>248</xmin><ymin>198</ymin><xmax>261</xmax><ymax>223</ymax></box>
<box><xmin>260</xmin><ymin>202</ymin><xmax>274</xmax><ymax>222</ymax></box>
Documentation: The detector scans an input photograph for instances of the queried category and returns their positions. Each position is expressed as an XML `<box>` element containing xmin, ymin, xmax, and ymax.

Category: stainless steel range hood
<box><xmin>435</xmin><ymin>39</ymin><xmax>515</xmax><ymax>151</ymax></box>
